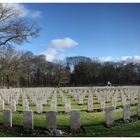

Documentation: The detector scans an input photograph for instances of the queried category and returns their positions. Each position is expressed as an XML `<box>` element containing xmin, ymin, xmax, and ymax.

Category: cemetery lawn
<box><xmin>0</xmin><ymin>93</ymin><xmax>140</xmax><ymax>137</ymax></box>
<box><xmin>0</xmin><ymin>105</ymin><xmax>139</xmax><ymax>136</ymax></box>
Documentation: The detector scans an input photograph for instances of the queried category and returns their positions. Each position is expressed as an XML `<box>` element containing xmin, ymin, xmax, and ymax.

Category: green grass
<box><xmin>0</xmin><ymin>93</ymin><xmax>140</xmax><ymax>137</ymax></box>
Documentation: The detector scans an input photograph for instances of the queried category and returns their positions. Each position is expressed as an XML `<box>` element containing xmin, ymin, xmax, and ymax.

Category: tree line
<box><xmin>0</xmin><ymin>46</ymin><xmax>69</xmax><ymax>88</ymax></box>
<box><xmin>66</xmin><ymin>56</ymin><xmax>140</xmax><ymax>86</ymax></box>
<box><xmin>0</xmin><ymin>48</ymin><xmax>140</xmax><ymax>88</ymax></box>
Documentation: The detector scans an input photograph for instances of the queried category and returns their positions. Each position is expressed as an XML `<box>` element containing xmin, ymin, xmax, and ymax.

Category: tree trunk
<box><xmin>37</xmin><ymin>67</ymin><xmax>40</xmax><ymax>86</ymax></box>
<box><xmin>6</xmin><ymin>75</ymin><xmax>10</xmax><ymax>89</ymax></box>
<box><xmin>27</xmin><ymin>70</ymin><xmax>30</xmax><ymax>86</ymax></box>
<box><xmin>17</xmin><ymin>76</ymin><xmax>20</xmax><ymax>87</ymax></box>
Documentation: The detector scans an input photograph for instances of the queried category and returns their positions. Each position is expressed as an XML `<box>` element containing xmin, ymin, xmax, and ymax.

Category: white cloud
<box><xmin>41</xmin><ymin>49</ymin><xmax>57</xmax><ymax>61</ymax></box>
<box><xmin>3</xmin><ymin>3</ymin><xmax>41</xmax><ymax>18</ymax></box>
<box><xmin>98</xmin><ymin>56</ymin><xmax>113</xmax><ymax>62</ymax></box>
<box><xmin>98</xmin><ymin>56</ymin><xmax>140</xmax><ymax>63</ymax></box>
<box><xmin>120</xmin><ymin>56</ymin><xmax>140</xmax><ymax>63</ymax></box>
<box><xmin>49</xmin><ymin>37</ymin><xmax>78</xmax><ymax>50</ymax></box>
<box><xmin>40</xmin><ymin>37</ymin><xmax>78</xmax><ymax>61</ymax></box>
<box><xmin>40</xmin><ymin>48</ymin><xmax>66</xmax><ymax>62</ymax></box>
<box><xmin>95</xmin><ymin>56</ymin><xmax>140</xmax><ymax>63</ymax></box>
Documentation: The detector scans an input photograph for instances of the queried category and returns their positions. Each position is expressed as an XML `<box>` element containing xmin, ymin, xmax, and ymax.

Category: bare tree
<box><xmin>0</xmin><ymin>3</ymin><xmax>41</xmax><ymax>47</ymax></box>
<box><xmin>0</xmin><ymin>45</ymin><xmax>21</xmax><ymax>88</ymax></box>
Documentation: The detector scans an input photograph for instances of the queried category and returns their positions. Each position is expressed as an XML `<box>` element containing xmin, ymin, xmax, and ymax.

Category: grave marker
<box><xmin>70</xmin><ymin>110</ymin><xmax>80</xmax><ymax>130</ymax></box>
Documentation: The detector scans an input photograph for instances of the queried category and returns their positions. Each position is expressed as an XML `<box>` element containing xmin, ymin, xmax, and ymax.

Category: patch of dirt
<box><xmin>0</xmin><ymin>124</ymin><xmax>84</xmax><ymax>137</ymax></box>
<box><xmin>103</xmin><ymin>115</ymin><xmax>140</xmax><ymax>128</ymax></box>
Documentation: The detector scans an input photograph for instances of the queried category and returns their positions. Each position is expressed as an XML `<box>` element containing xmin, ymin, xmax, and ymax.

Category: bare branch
<box><xmin>0</xmin><ymin>3</ymin><xmax>41</xmax><ymax>47</ymax></box>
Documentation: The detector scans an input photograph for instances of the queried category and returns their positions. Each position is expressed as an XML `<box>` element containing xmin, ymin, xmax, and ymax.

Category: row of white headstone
<box><xmin>0</xmin><ymin>86</ymin><xmax>139</xmax><ymax>113</ymax></box>
<box><xmin>0</xmin><ymin>98</ymin><xmax>72</xmax><ymax>114</ymax></box>
<box><xmin>105</xmin><ymin>103</ymin><xmax>140</xmax><ymax>127</ymax></box>
<box><xmin>2</xmin><ymin>109</ymin><xmax>80</xmax><ymax>130</ymax></box>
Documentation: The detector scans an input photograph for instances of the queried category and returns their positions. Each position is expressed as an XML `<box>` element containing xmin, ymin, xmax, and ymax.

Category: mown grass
<box><xmin>0</xmin><ymin>93</ymin><xmax>140</xmax><ymax>137</ymax></box>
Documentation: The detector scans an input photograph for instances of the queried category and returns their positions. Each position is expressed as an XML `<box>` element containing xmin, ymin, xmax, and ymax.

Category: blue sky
<box><xmin>13</xmin><ymin>3</ymin><xmax>140</xmax><ymax>62</ymax></box>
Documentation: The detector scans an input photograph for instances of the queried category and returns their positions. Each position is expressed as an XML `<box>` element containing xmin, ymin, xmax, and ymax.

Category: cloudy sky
<box><xmin>11</xmin><ymin>3</ymin><xmax>140</xmax><ymax>62</ymax></box>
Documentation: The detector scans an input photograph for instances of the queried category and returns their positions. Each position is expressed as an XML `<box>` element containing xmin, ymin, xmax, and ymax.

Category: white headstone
<box><xmin>70</xmin><ymin>110</ymin><xmax>80</xmax><ymax>130</ymax></box>
<box><xmin>0</xmin><ymin>99</ymin><xmax>4</xmax><ymax>111</ymax></box>
<box><xmin>65</xmin><ymin>100</ymin><xmax>71</xmax><ymax>113</ymax></box>
<box><xmin>3</xmin><ymin>109</ymin><xmax>12</xmax><ymax>127</ymax></box>
<box><xmin>87</xmin><ymin>99</ymin><xmax>93</xmax><ymax>112</ymax></box>
<box><xmin>23</xmin><ymin>100</ymin><xmax>29</xmax><ymax>110</ymax></box>
<box><xmin>105</xmin><ymin>106</ymin><xmax>114</xmax><ymax>127</ymax></box>
<box><xmin>23</xmin><ymin>110</ymin><xmax>34</xmax><ymax>129</ymax></box>
<box><xmin>100</xmin><ymin>98</ymin><xmax>106</xmax><ymax>111</ymax></box>
<box><xmin>36</xmin><ymin>100</ymin><xmax>43</xmax><ymax>114</ymax></box>
<box><xmin>10</xmin><ymin>100</ymin><xmax>16</xmax><ymax>112</ymax></box>
<box><xmin>112</xmin><ymin>97</ymin><xmax>116</xmax><ymax>108</ymax></box>
<box><xmin>50</xmin><ymin>100</ymin><xmax>57</xmax><ymax>112</ymax></box>
<box><xmin>78</xmin><ymin>95</ymin><xmax>84</xmax><ymax>105</ymax></box>
<box><xmin>123</xmin><ymin>104</ymin><xmax>130</xmax><ymax>121</ymax></box>
<box><xmin>46</xmin><ymin>111</ymin><xmax>56</xmax><ymax>129</ymax></box>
